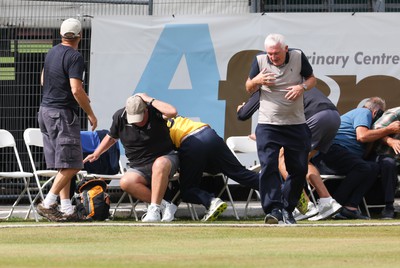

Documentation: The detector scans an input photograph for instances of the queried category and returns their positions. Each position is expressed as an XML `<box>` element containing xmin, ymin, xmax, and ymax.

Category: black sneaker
<box><xmin>264</xmin><ymin>208</ymin><xmax>283</xmax><ymax>224</ymax></box>
<box><xmin>381</xmin><ymin>208</ymin><xmax>395</xmax><ymax>220</ymax></box>
<box><xmin>282</xmin><ymin>208</ymin><xmax>297</xmax><ymax>224</ymax></box>
<box><xmin>36</xmin><ymin>202</ymin><xmax>67</xmax><ymax>222</ymax></box>
<box><xmin>339</xmin><ymin>207</ymin><xmax>370</xmax><ymax>220</ymax></box>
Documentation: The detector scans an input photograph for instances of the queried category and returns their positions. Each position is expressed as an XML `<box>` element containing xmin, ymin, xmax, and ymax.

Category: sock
<box><xmin>319</xmin><ymin>197</ymin><xmax>333</xmax><ymax>204</ymax></box>
<box><xmin>43</xmin><ymin>192</ymin><xmax>58</xmax><ymax>208</ymax></box>
<box><xmin>60</xmin><ymin>199</ymin><xmax>74</xmax><ymax>215</ymax></box>
<box><xmin>151</xmin><ymin>203</ymin><xmax>161</xmax><ymax>208</ymax></box>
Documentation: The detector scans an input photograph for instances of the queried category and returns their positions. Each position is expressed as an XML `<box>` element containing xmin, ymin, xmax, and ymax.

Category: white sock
<box><xmin>151</xmin><ymin>203</ymin><xmax>161</xmax><ymax>208</ymax></box>
<box><xmin>43</xmin><ymin>192</ymin><xmax>58</xmax><ymax>208</ymax></box>
<box><xmin>60</xmin><ymin>199</ymin><xmax>74</xmax><ymax>215</ymax></box>
<box><xmin>319</xmin><ymin>197</ymin><xmax>333</xmax><ymax>204</ymax></box>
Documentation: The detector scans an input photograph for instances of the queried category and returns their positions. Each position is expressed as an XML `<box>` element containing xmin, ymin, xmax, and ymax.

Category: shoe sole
<box><xmin>295</xmin><ymin>209</ymin><xmax>319</xmax><ymax>221</ymax></box>
<box><xmin>309</xmin><ymin>205</ymin><xmax>342</xmax><ymax>221</ymax></box>
<box><xmin>202</xmin><ymin>202</ymin><xmax>227</xmax><ymax>222</ymax></box>
<box><xmin>264</xmin><ymin>214</ymin><xmax>279</xmax><ymax>224</ymax></box>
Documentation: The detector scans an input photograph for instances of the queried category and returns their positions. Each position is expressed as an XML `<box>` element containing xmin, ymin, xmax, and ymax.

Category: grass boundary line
<box><xmin>2</xmin><ymin>221</ymin><xmax>400</xmax><ymax>229</ymax></box>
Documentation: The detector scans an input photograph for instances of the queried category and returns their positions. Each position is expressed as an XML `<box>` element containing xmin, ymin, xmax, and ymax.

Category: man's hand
<box><xmin>83</xmin><ymin>153</ymin><xmax>99</xmax><ymax>163</ymax></box>
<box><xmin>88</xmin><ymin>114</ymin><xmax>98</xmax><ymax>131</ymax></box>
<box><xmin>387</xmin><ymin>121</ymin><xmax>400</xmax><ymax>134</ymax></box>
<box><xmin>256</xmin><ymin>69</ymin><xmax>276</xmax><ymax>87</ymax></box>
<box><xmin>284</xmin><ymin>84</ymin><xmax>304</xmax><ymax>101</ymax></box>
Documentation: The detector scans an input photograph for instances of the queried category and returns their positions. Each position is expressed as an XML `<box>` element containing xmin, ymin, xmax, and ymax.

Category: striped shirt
<box><xmin>373</xmin><ymin>107</ymin><xmax>400</xmax><ymax>159</ymax></box>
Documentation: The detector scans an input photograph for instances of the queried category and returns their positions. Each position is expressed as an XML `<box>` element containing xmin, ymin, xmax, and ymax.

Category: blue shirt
<box><xmin>333</xmin><ymin>107</ymin><xmax>372</xmax><ymax>156</ymax></box>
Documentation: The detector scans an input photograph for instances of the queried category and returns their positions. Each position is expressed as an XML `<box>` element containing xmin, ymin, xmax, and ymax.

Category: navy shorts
<box><xmin>38</xmin><ymin>106</ymin><xmax>83</xmax><ymax>169</ymax></box>
<box><xmin>127</xmin><ymin>150</ymin><xmax>179</xmax><ymax>185</ymax></box>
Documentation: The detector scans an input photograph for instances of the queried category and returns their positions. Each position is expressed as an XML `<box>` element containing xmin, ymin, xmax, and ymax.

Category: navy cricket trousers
<box><xmin>178</xmin><ymin>127</ymin><xmax>260</xmax><ymax>208</ymax></box>
<box><xmin>255</xmin><ymin>123</ymin><xmax>311</xmax><ymax>214</ymax></box>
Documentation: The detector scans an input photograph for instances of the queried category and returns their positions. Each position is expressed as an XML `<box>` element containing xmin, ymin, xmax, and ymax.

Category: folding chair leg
<box><xmin>185</xmin><ymin>203</ymin><xmax>198</xmax><ymax>221</ymax></box>
<box><xmin>244</xmin><ymin>189</ymin><xmax>254</xmax><ymax>219</ymax></box>
<box><xmin>24</xmin><ymin>186</ymin><xmax>38</xmax><ymax>222</ymax></box>
<box><xmin>128</xmin><ymin>195</ymin><xmax>139</xmax><ymax>221</ymax></box>
<box><xmin>306</xmin><ymin>181</ymin><xmax>318</xmax><ymax>205</ymax></box>
<box><xmin>362</xmin><ymin>197</ymin><xmax>371</xmax><ymax>218</ymax></box>
<box><xmin>217</xmin><ymin>184</ymin><xmax>240</xmax><ymax>220</ymax></box>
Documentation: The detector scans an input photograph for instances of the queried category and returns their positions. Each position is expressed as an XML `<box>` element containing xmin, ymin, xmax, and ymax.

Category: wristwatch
<box><xmin>301</xmin><ymin>83</ymin><xmax>308</xmax><ymax>91</ymax></box>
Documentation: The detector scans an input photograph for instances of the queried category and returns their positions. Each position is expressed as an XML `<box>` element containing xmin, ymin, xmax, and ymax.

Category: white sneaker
<box><xmin>201</xmin><ymin>197</ymin><xmax>227</xmax><ymax>222</ymax></box>
<box><xmin>294</xmin><ymin>202</ymin><xmax>319</xmax><ymax>221</ymax></box>
<box><xmin>141</xmin><ymin>204</ymin><xmax>161</xmax><ymax>222</ymax></box>
<box><xmin>161</xmin><ymin>201</ymin><xmax>178</xmax><ymax>222</ymax></box>
<box><xmin>309</xmin><ymin>198</ymin><xmax>342</xmax><ymax>221</ymax></box>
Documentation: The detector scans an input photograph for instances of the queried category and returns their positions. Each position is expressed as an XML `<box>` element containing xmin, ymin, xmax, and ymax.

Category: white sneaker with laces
<box><xmin>293</xmin><ymin>202</ymin><xmax>319</xmax><ymax>221</ymax></box>
<box><xmin>161</xmin><ymin>201</ymin><xmax>178</xmax><ymax>222</ymax></box>
<box><xmin>141</xmin><ymin>204</ymin><xmax>161</xmax><ymax>222</ymax></box>
<box><xmin>201</xmin><ymin>197</ymin><xmax>227</xmax><ymax>222</ymax></box>
<box><xmin>308</xmin><ymin>198</ymin><xmax>342</xmax><ymax>221</ymax></box>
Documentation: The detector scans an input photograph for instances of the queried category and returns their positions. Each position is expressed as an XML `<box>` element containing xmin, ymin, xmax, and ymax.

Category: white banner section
<box><xmin>89</xmin><ymin>14</ymin><xmax>400</xmax><ymax>138</ymax></box>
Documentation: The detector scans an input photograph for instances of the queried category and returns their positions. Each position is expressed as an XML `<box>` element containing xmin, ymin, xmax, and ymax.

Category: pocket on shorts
<box><xmin>58</xmin><ymin>137</ymin><xmax>82</xmax><ymax>162</ymax></box>
<box><xmin>65</xmin><ymin>110</ymin><xmax>78</xmax><ymax>126</ymax></box>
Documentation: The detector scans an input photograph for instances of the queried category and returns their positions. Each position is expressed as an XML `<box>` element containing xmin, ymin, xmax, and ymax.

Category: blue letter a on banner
<box><xmin>135</xmin><ymin>24</ymin><xmax>225</xmax><ymax>137</ymax></box>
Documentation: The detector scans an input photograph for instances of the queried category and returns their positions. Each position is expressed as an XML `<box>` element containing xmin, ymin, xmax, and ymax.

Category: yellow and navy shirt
<box><xmin>167</xmin><ymin>116</ymin><xmax>208</xmax><ymax>148</ymax></box>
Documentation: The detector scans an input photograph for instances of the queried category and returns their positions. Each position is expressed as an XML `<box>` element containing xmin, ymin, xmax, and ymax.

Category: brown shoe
<box><xmin>36</xmin><ymin>202</ymin><xmax>67</xmax><ymax>222</ymax></box>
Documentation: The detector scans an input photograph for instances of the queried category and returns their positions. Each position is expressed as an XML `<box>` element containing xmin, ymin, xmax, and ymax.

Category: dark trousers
<box><xmin>375</xmin><ymin>155</ymin><xmax>398</xmax><ymax>204</ymax></box>
<box><xmin>321</xmin><ymin>144</ymin><xmax>379</xmax><ymax>208</ymax></box>
<box><xmin>178</xmin><ymin>127</ymin><xmax>260</xmax><ymax>208</ymax></box>
<box><xmin>255</xmin><ymin>123</ymin><xmax>311</xmax><ymax>214</ymax></box>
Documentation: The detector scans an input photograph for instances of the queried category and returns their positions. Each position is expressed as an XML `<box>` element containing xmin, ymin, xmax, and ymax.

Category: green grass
<box><xmin>1</xmin><ymin>220</ymin><xmax>400</xmax><ymax>267</ymax></box>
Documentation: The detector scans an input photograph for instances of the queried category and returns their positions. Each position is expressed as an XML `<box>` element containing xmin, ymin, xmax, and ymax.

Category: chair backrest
<box><xmin>226</xmin><ymin>136</ymin><xmax>259</xmax><ymax>169</ymax></box>
<box><xmin>23</xmin><ymin>128</ymin><xmax>45</xmax><ymax>172</ymax></box>
<box><xmin>23</xmin><ymin>128</ymin><xmax>44</xmax><ymax>147</ymax></box>
<box><xmin>0</xmin><ymin>129</ymin><xmax>24</xmax><ymax>172</ymax></box>
<box><xmin>0</xmin><ymin>129</ymin><xmax>16</xmax><ymax>148</ymax></box>
<box><xmin>226</xmin><ymin>136</ymin><xmax>257</xmax><ymax>154</ymax></box>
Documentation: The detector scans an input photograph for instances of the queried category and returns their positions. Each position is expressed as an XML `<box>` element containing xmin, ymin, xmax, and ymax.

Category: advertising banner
<box><xmin>90</xmin><ymin>13</ymin><xmax>400</xmax><ymax>139</ymax></box>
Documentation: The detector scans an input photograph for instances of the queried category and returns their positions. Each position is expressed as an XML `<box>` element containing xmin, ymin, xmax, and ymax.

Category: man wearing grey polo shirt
<box><xmin>245</xmin><ymin>33</ymin><xmax>316</xmax><ymax>224</ymax></box>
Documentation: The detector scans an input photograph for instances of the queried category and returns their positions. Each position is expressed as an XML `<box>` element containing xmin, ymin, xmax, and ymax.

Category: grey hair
<box><xmin>264</xmin><ymin>33</ymin><xmax>287</xmax><ymax>50</ymax></box>
<box><xmin>363</xmin><ymin>96</ymin><xmax>386</xmax><ymax>112</ymax></box>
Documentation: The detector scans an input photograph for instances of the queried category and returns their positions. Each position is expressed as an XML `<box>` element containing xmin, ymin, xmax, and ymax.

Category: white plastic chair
<box><xmin>24</xmin><ymin>128</ymin><xmax>88</xmax><ymax>219</ymax></box>
<box><xmin>0</xmin><ymin>129</ymin><xmax>38</xmax><ymax>221</ymax></box>
<box><xmin>23</xmin><ymin>128</ymin><xmax>58</xmax><ymax>202</ymax></box>
<box><xmin>226</xmin><ymin>136</ymin><xmax>261</xmax><ymax>219</ymax></box>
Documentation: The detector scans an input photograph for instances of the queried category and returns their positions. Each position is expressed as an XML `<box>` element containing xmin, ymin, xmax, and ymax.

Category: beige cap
<box><xmin>60</xmin><ymin>18</ymin><xmax>81</xmax><ymax>39</ymax></box>
<box><xmin>125</xmin><ymin>95</ymin><xmax>146</xmax><ymax>124</ymax></box>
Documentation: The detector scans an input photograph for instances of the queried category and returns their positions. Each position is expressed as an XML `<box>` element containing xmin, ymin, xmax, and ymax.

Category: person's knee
<box><xmin>120</xmin><ymin>174</ymin><xmax>145</xmax><ymax>191</ymax></box>
<box><xmin>152</xmin><ymin>157</ymin><xmax>172</xmax><ymax>175</ymax></box>
<box><xmin>59</xmin><ymin>168</ymin><xmax>80</xmax><ymax>178</ymax></box>
<box><xmin>379</xmin><ymin>156</ymin><xmax>396</xmax><ymax>168</ymax></box>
